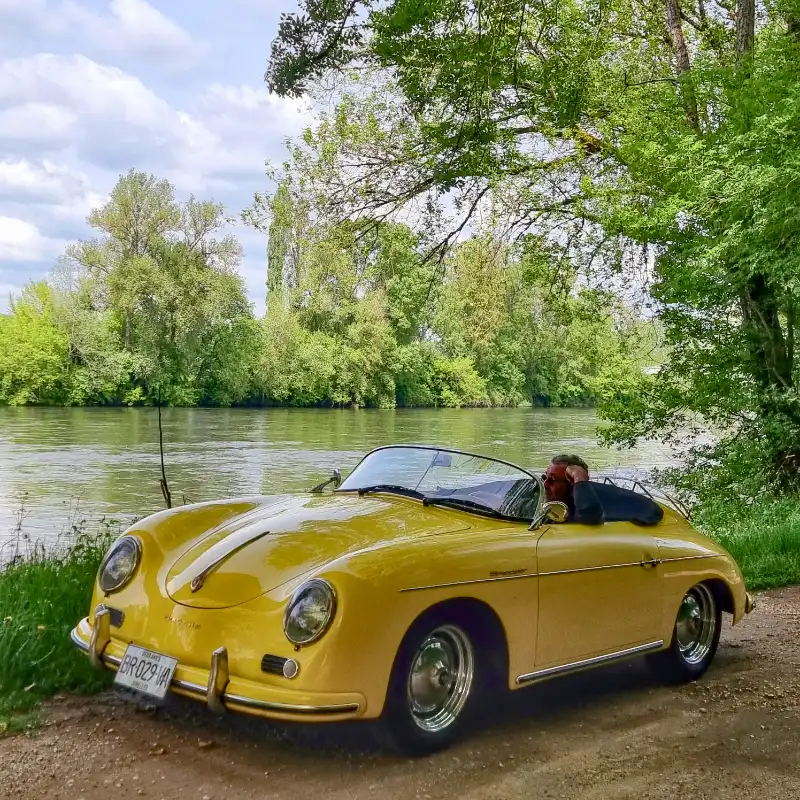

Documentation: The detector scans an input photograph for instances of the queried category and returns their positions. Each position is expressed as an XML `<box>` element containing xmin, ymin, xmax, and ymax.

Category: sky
<box><xmin>0</xmin><ymin>0</ymin><xmax>315</xmax><ymax>315</ymax></box>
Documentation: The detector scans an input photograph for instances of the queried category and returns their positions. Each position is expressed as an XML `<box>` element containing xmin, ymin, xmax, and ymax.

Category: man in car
<box><xmin>543</xmin><ymin>454</ymin><xmax>604</xmax><ymax>524</ymax></box>
<box><xmin>543</xmin><ymin>454</ymin><xmax>664</xmax><ymax>526</ymax></box>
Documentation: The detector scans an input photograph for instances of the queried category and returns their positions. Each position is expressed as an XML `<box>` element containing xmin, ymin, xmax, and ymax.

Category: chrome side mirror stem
<box><xmin>309</xmin><ymin>469</ymin><xmax>342</xmax><ymax>494</ymax></box>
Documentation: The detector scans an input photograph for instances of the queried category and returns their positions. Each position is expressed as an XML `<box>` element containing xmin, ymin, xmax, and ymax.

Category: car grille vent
<box><xmin>106</xmin><ymin>606</ymin><xmax>125</xmax><ymax>628</ymax></box>
<box><xmin>261</xmin><ymin>654</ymin><xmax>289</xmax><ymax>675</ymax></box>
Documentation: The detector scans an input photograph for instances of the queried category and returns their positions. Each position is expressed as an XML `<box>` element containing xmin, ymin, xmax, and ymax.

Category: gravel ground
<box><xmin>1</xmin><ymin>586</ymin><xmax>798</xmax><ymax>800</ymax></box>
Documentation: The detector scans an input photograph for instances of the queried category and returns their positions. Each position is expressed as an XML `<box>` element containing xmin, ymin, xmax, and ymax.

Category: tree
<box><xmin>0</xmin><ymin>283</ymin><xmax>70</xmax><ymax>405</ymax></box>
<box><xmin>267</xmin><ymin>0</ymin><xmax>800</xmax><ymax>495</ymax></box>
<box><xmin>61</xmin><ymin>170</ymin><xmax>256</xmax><ymax>406</ymax></box>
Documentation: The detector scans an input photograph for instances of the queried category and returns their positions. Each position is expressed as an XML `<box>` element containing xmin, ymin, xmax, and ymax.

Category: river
<box><xmin>0</xmin><ymin>406</ymin><xmax>677</xmax><ymax>553</ymax></box>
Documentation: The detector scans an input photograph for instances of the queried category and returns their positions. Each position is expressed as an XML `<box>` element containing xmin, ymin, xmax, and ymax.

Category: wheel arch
<box><xmin>705</xmin><ymin>577</ymin><xmax>735</xmax><ymax>616</ymax></box>
<box><xmin>392</xmin><ymin>596</ymin><xmax>511</xmax><ymax>692</ymax></box>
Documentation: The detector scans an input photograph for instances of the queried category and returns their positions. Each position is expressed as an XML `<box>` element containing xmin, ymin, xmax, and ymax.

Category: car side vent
<box><xmin>261</xmin><ymin>654</ymin><xmax>288</xmax><ymax>675</ymax></box>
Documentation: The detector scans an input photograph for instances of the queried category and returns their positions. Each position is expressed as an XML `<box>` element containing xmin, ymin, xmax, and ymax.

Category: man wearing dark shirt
<box><xmin>543</xmin><ymin>454</ymin><xmax>605</xmax><ymax>525</ymax></box>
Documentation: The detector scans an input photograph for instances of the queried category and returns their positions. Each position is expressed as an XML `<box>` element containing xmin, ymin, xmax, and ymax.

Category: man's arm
<box><xmin>568</xmin><ymin>472</ymin><xmax>605</xmax><ymax>525</ymax></box>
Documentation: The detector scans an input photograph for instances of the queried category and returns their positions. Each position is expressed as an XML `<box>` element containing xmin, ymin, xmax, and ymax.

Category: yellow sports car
<box><xmin>71</xmin><ymin>445</ymin><xmax>755</xmax><ymax>754</ymax></box>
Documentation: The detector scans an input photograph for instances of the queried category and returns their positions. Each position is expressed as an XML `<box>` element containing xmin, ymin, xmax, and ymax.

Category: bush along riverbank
<box><xmin>1</xmin><ymin>497</ymin><xmax>799</xmax><ymax>733</ymax></box>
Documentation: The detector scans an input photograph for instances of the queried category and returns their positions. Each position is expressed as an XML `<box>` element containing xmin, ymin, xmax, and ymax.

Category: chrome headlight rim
<box><xmin>283</xmin><ymin>578</ymin><xmax>337</xmax><ymax>646</ymax></box>
<box><xmin>98</xmin><ymin>534</ymin><xmax>142</xmax><ymax>594</ymax></box>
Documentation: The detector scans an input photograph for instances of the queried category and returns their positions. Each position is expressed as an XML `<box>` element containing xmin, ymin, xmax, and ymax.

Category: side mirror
<box><xmin>310</xmin><ymin>469</ymin><xmax>342</xmax><ymax>494</ymax></box>
<box><xmin>528</xmin><ymin>501</ymin><xmax>569</xmax><ymax>531</ymax></box>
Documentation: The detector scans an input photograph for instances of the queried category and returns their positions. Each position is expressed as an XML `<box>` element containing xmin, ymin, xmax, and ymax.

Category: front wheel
<box><xmin>648</xmin><ymin>583</ymin><xmax>721</xmax><ymax>684</ymax></box>
<box><xmin>380</xmin><ymin>614</ymin><xmax>482</xmax><ymax>756</ymax></box>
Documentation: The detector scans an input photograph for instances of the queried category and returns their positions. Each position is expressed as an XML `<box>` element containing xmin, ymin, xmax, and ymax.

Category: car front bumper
<box><xmin>70</xmin><ymin>613</ymin><xmax>365</xmax><ymax>722</ymax></box>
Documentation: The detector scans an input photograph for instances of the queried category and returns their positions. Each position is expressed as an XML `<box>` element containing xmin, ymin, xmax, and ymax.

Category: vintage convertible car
<box><xmin>71</xmin><ymin>444</ymin><xmax>755</xmax><ymax>754</ymax></box>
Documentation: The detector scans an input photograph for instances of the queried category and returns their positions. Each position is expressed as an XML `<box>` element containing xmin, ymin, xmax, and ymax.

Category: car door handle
<box><xmin>640</xmin><ymin>557</ymin><xmax>661</xmax><ymax>569</ymax></box>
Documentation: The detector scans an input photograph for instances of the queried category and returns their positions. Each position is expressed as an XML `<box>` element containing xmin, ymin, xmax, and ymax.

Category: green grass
<box><xmin>0</xmin><ymin>525</ymin><xmax>117</xmax><ymax>731</ymax></box>
<box><xmin>698</xmin><ymin>497</ymin><xmax>800</xmax><ymax>590</ymax></box>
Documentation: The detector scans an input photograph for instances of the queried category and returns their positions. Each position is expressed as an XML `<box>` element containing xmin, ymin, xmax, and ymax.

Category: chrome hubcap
<box><xmin>676</xmin><ymin>584</ymin><xmax>716</xmax><ymax>665</ymax></box>
<box><xmin>407</xmin><ymin>624</ymin><xmax>474</xmax><ymax>733</ymax></box>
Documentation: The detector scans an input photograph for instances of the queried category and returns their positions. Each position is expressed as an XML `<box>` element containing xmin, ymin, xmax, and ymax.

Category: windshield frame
<box><xmin>335</xmin><ymin>444</ymin><xmax>545</xmax><ymax>523</ymax></box>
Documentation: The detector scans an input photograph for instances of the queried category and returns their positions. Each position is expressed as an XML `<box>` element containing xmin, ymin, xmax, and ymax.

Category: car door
<box><xmin>533</xmin><ymin>521</ymin><xmax>663</xmax><ymax>669</ymax></box>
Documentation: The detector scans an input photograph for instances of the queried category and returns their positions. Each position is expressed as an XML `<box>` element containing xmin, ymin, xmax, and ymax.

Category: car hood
<box><xmin>163</xmin><ymin>493</ymin><xmax>471</xmax><ymax>609</ymax></box>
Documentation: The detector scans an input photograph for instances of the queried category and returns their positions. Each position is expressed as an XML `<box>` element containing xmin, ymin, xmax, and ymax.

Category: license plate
<box><xmin>114</xmin><ymin>644</ymin><xmax>178</xmax><ymax>700</ymax></box>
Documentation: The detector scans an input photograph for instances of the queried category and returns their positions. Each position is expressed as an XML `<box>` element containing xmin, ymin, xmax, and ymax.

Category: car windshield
<box><xmin>337</xmin><ymin>446</ymin><xmax>541</xmax><ymax>522</ymax></box>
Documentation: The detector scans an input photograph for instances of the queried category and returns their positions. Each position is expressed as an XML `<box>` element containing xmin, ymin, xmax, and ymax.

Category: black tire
<box><xmin>648</xmin><ymin>582</ymin><xmax>722</xmax><ymax>684</ymax></box>
<box><xmin>378</xmin><ymin>606</ymin><xmax>500</xmax><ymax>756</ymax></box>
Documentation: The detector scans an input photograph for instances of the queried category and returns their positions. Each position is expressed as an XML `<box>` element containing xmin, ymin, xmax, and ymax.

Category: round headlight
<box><xmin>283</xmin><ymin>579</ymin><xmax>336</xmax><ymax>646</ymax></box>
<box><xmin>98</xmin><ymin>535</ymin><xmax>142</xmax><ymax>593</ymax></box>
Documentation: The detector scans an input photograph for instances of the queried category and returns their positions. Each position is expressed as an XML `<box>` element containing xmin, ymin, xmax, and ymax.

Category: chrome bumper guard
<box><xmin>70</xmin><ymin>611</ymin><xmax>360</xmax><ymax>718</ymax></box>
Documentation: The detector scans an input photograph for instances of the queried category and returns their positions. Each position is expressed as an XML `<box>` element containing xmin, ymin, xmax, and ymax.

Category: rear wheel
<box><xmin>648</xmin><ymin>583</ymin><xmax>721</xmax><ymax>684</ymax></box>
<box><xmin>380</xmin><ymin>611</ymin><xmax>489</xmax><ymax>756</ymax></box>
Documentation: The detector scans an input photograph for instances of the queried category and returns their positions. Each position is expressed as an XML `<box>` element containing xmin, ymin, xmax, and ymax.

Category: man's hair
<box><xmin>551</xmin><ymin>454</ymin><xmax>590</xmax><ymax>472</ymax></box>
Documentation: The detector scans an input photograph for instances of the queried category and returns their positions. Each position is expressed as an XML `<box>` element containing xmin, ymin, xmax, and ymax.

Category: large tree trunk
<box><xmin>741</xmin><ymin>274</ymin><xmax>794</xmax><ymax>393</ymax></box>
<box><xmin>664</xmin><ymin>0</ymin><xmax>701</xmax><ymax>132</ymax></box>
<box><xmin>736</xmin><ymin>0</ymin><xmax>756</xmax><ymax>64</ymax></box>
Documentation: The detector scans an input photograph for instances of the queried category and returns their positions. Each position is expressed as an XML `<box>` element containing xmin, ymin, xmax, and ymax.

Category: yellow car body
<box><xmin>71</xmin><ymin>445</ymin><xmax>754</xmax><ymax>740</ymax></box>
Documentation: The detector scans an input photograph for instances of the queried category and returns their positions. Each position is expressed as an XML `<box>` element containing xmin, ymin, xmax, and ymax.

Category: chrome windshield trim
<box><xmin>337</xmin><ymin>443</ymin><xmax>539</xmax><ymax>483</ymax></box>
<box><xmin>516</xmin><ymin>641</ymin><xmax>665</xmax><ymax>685</ymax></box>
<box><xmin>335</xmin><ymin>444</ymin><xmax>546</xmax><ymax>524</ymax></box>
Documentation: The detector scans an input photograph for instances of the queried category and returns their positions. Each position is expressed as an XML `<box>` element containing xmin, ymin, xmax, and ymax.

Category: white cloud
<box><xmin>0</xmin><ymin>103</ymin><xmax>77</xmax><ymax>143</ymax></box>
<box><xmin>61</xmin><ymin>0</ymin><xmax>202</xmax><ymax>65</ymax></box>
<box><xmin>0</xmin><ymin>53</ymin><xmax>316</xmax><ymax>196</ymax></box>
<box><xmin>0</xmin><ymin>0</ymin><xmax>201</xmax><ymax>67</ymax></box>
<box><xmin>0</xmin><ymin>158</ymin><xmax>81</xmax><ymax>201</ymax></box>
<box><xmin>0</xmin><ymin>7</ymin><xmax>315</xmax><ymax>312</ymax></box>
<box><xmin>200</xmin><ymin>83</ymin><xmax>314</xmax><ymax>140</ymax></box>
<box><xmin>0</xmin><ymin>217</ymin><xmax>65</xmax><ymax>261</ymax></box>
<box><xmin>0</xmin><ymin>54</ymin><xmax>170</xmax><ymax>125</ymax></box>
<box><xmin>0</xmin><ymin>54</ymin><xmax>215</xmax><ymax>181</ymax></box>
<box><xmin>0</xmin><ymin>158</ymin><xmax>108</xmax><ymax>222</ymax></box>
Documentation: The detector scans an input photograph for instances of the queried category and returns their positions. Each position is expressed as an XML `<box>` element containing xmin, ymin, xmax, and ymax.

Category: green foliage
<box><xmin>266</xmin><ymin>0</ymin><xmax>800</xmax><ymax>494</ymax></box>
<box><xmin>0</xmin><ymin>526</ymin><xmax>116</xmax><ymax>727</ymax></box>
<box><xmin>0</xmin><ymin>166</ymin><xmax>645</xmax><ymax>410</ymax></box>
<box><xmin>0</xmin><ymin>170</ymin><xmax>258</xmax><ymax>409</ymax></box>
<box><xmin>248</xmin><ymin>170</ymin><xmax>646</xmax><ymax>408</ymax></box>
<box><xmin>0</xmin><ymin>283</ymin><xmax>70</xmax><ymax>405</ymax></box>
<box><xmin>698</xmin><ymin>495</ymin><xmax>800</xmax><ymax>590</ymax></box>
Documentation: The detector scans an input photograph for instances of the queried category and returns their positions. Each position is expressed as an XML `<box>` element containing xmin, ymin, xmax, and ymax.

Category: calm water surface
<box><xmin>0</xmin><ymin>407</ymin><xmax>677</xmax><ymax>549</ymax></box>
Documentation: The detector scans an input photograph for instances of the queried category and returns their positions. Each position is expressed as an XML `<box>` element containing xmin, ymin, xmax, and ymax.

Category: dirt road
<box><xmin>2</xmin><ymin>586</ymin><xmax>799</xmax><ymax>800</ymax></box>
